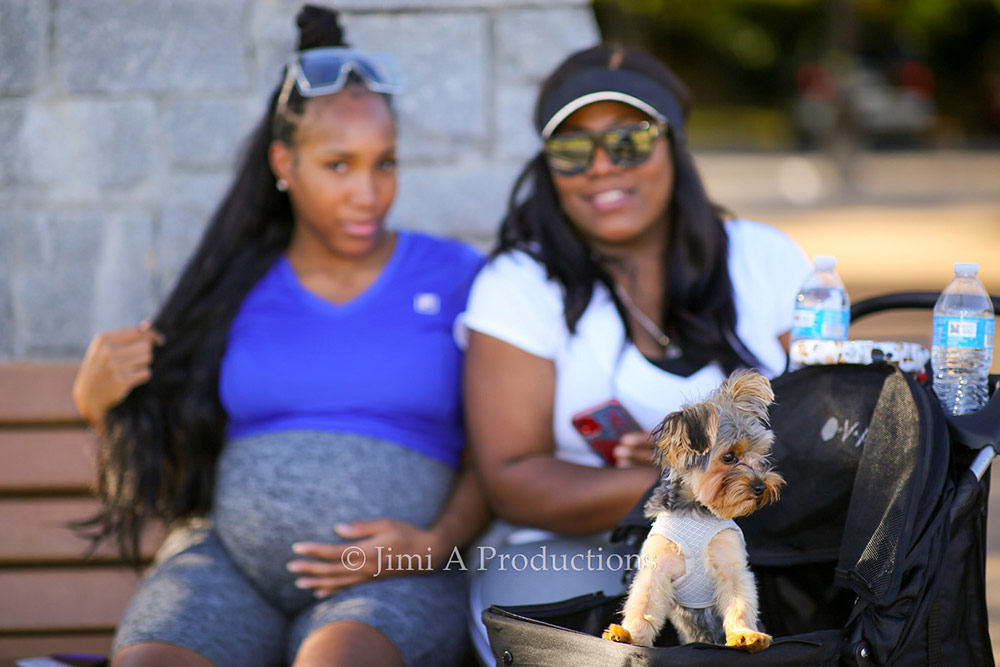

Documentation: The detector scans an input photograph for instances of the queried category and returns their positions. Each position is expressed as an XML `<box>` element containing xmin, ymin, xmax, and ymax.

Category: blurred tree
<box><xmin>593</xmin><ymin>0</ymin><xmax>1000</xmax><ymax>146</ymax></box>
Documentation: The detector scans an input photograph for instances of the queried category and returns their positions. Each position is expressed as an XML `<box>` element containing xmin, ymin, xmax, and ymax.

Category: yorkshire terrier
<box><xmin>603</xmin><ymin>369</ymin><xmax>784</xmax><ymax>652</ymax></box>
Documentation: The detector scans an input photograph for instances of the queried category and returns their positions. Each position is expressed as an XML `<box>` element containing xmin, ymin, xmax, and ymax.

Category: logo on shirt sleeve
<box><xmin>414</xmin><ymin>293</ymin><xmax>441</xmax><ymax>315</ymax></box>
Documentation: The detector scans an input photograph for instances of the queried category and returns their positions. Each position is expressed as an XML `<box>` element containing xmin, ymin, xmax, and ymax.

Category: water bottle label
<box><xmin>932</xmin><ymin>315</ymin><xmax>995</xmax><ymax>349</ymax></box>
<box><xmin>792</xmin><ymin>306</ymin><xmax>849</xmax><ymax>340</ymax></box>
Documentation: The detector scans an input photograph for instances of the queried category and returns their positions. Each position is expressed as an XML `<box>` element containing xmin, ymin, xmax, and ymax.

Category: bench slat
<box><xmin>0</xmin><ymin>634</ymin><xmax>112</xmax><ymax>663</ymax></box>
<box><xmin>0</xmin><ymin>568</ymin><xmax>141</xmax><ymax>631</ymax></box>
<box><xmin>0</xmin><ymin>362</ymin><xmax>82</xmax><ymax>424</ymax></box>
<box><xmin>0</xmin><ymin>428</ymin><xmax>97</xmax><ymax>493</ymax></box>
<box><xmin>0</xmin><ymin>498</ymin><xmax>164</xmax><ymax>564</ymax></box>
<box><xmin>0</xmin><ymin>363</ymin><xmax>133</xmax><ymax>656</ymax></box>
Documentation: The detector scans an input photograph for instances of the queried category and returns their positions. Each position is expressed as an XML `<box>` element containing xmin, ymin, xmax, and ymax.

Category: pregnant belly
<box><xmin>210</xmin><ymin>430</ymin><xmax>455</xmax><ymax>613</ymax></box>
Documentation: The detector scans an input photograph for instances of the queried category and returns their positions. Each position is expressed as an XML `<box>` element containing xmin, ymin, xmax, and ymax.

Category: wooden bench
<box><xmin>0</xmin><ymin>362</ymin><xmax>482</xmax><ymax>666</ymax></box>
<box><xmin>0</xmin><ymin>362</ymin><xmax>163</xmax><ymax>662</ymax></box>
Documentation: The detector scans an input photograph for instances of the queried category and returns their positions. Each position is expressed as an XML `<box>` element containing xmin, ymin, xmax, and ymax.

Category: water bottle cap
<box><xmin>954</xmin><ymin>262</ymin><xmax>978</xmax><ymax>275</ymax></box>
<box><xmin>813</xmin><ymin>255</ymin><xmax>837</xmax><ymax>270</ymax></box>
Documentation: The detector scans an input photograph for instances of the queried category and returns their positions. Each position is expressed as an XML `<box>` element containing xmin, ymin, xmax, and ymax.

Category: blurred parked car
<box><xmin>794</xmin><ymin>57</ymin><xmax>937</xmax><ymax>147</ymax></box>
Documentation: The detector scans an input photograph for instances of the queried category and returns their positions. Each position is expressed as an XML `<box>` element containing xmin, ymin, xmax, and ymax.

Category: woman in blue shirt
<box><xmin>71</xmin><ymin>6</ymin><xmax>488</xmax><ymax>666</ymax></box>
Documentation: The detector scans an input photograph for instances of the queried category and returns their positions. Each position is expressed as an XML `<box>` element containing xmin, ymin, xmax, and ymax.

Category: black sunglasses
<box><xmin>543</xmin><ymin>120</ymin><xmax>666</xmax><ymax>176</ymax></box>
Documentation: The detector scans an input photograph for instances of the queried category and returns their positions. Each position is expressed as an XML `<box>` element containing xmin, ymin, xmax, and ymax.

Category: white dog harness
<box><xmin>647</xmin><ymin>513</ymin><xmax>745</xmax><ymax>609</ymax></box>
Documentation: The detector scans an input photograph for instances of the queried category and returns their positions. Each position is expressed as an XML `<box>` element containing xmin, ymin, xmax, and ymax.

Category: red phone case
<box><xmin>571</xmin><ymin>399</ymin><xmax>641</xmax><ymax>465</ymax></box>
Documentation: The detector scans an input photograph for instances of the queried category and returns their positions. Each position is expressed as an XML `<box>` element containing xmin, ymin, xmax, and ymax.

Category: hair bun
<box><xmin>296</xmin><ymin>4</ymin><xmax>348</xmax><ymax>50</ymax></box>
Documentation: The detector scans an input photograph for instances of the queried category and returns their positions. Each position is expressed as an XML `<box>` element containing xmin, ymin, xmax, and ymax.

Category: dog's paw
<box><xmin>602</xmin><ymin>624</ymin><xmax>633</xmax><ymax>644</ymax></box>
<box><xmin>725</xmin><ymin>629</ymin><xmax>771</xmax><ymax>652</ymax></box>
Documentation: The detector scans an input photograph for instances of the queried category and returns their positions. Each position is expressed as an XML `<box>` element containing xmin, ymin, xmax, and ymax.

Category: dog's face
<box><xmin>653</xmin><ymin>370</ymin><xmax>784</xmax><ymax>519</ymax></box>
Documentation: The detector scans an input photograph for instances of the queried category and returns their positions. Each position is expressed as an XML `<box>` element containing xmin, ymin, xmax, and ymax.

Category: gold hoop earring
<box><xmin>276</xmin><ymin>178</ymin><xmax>289</xmax><ymax>192</ymax></box>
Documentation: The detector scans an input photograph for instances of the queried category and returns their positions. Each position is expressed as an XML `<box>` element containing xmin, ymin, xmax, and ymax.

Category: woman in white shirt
<box><xmin>460</xmin><ymin>43</ymin><xmax>812</xmax><ymax>660</ymax></box>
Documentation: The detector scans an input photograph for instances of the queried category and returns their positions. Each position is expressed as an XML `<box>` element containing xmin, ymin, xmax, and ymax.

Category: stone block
<box><xmin>494</xmin><ymin>7</ymin><xmax>600</xmax><ymax>83</ymax></box>
<box><xmin>165</xmin><ymin>99</ymin><xmax>257</xmax><ymax>169</ymax></box>
<box><xmin>9</xmin><ymin>207</ymin><xmax>156</xmax><ymax>357</ymax></box>
<box><xmin>323</xmin><ymin>0</ymin><xmax>588</xmax><ymax>8</ymax></box>
<box><xmin>254</xmin><ymin>42</ymin><xmax>295</xmax><ymax>98</ymax></box>
<box><xmin>390</xmin><ymin>159</ymin><xmax>524</xmax><ymax>241</ymax></box>
<box><xmin>57</xmin><ymin>0</ymin><xmax>248</xmax><ymax>93</ymax></box>
<box><xmin>346</xmin><ymin>13</ymin><xmax>490</xmax><ymax>161</ymax></box>
<box><xmin>0</xmin><ymin>210</ymin><xmax>13</xmax><ymax>358</ymax></box>
<box><xmin>248</xmin><ymin>2</ymin><xmax>297</xmax><ymax>94</ymax></box>
<box><xmin>0</xmin><ymin>0</ymin><xmax>48</xmax><ymax>95</ymax></box>
<box><xmin>495</xmin><ymin>83</ymin><xmax>542</xmax><ymax>160</ymax></box>
<box><xmin>0</xmin><ymin>101</ymin><xmax>25</xmax><ymax>187</ymax></box>
<box><xmin>157</xmin><ymin>172</ymin><xmax>230</xmax><ymax>298</ymax></box>
<box><xmin>20</xmin><ymin>100</ymin><xmax>155</xmax><ymax>199</ymax></box>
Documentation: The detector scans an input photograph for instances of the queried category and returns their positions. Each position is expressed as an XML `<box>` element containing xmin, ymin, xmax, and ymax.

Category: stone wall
<box><xmin>0</xmin><ymin>0</ymin><xmax>598</xmax><ymax>358</ymax></box>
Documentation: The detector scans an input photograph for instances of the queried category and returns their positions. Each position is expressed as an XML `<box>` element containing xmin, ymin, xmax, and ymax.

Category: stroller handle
<box><xmin>948</xmin><ymin>384</ymin><xmax>1000</xmax><ymax>483</ymax></box>
<box><xmin>970</xmin><ymin>446</ymin><xmax>995</xmax><ymax>481</ymax></box>
<box><xmin>851</xmin><ymin>291</ymin><xmax>1000</xmax><ymax>322</ymax></box>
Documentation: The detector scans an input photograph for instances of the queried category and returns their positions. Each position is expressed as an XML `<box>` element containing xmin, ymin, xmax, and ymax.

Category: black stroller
<box><xmin>482</xmin><ymin>292</ymin><xmax>998</xmax><ymax>666</ymax></box>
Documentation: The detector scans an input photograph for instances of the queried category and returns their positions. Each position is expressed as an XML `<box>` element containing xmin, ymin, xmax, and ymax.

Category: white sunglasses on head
<box><xmin>276</xmin><ymin>47</ymin><xmax>404</xmax><ymax>116</ymax></box>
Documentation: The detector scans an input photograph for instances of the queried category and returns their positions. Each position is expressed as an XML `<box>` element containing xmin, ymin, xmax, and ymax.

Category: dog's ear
<box><xmin>718</xmin><ymin>369</ymin><xmax>774</xmax><ymax>420</ymax></box>
<box><xmin>651</xmin><ymin>402</ymin><xmax>718</xmax><ymax>469</ymax></box>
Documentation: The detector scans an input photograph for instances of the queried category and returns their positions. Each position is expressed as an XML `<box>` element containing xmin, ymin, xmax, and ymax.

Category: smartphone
<box><xmin>571</xmin><ymin>399</ymin><xmax>641</xmax><ymax>466</ymax></box>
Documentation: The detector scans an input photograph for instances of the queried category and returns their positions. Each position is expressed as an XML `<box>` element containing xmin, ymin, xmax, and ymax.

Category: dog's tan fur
<box><xmin>603</xmin><ymin>369</ymin><xmax>783</xmax><ymax>652</ymax></box>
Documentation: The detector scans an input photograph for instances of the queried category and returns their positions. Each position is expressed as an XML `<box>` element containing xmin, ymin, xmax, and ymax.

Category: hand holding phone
<box><xmin>571</xmin><ymin>399</ymin><xmax>642</xmax><ymax>466</ymax></box>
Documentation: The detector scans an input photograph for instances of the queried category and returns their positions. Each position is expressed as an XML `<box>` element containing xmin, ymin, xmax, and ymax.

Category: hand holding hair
<box><xmin>72</xmin><ymin>321</ymin><xmax>165</xmax><ymax>427</ymax></box>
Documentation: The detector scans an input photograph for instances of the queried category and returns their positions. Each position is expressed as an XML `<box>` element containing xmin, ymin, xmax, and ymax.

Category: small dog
<box><xmin>603</xmin><ymin>369</ymin><xmax>783</xmax><ymax>652</ymax></box>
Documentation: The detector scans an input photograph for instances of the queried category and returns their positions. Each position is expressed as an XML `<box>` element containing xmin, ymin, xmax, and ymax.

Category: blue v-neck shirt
<box><xmin>219</xmin><ymin>230</ymin><xmax>484</xmax><ymax>469</ymax></box>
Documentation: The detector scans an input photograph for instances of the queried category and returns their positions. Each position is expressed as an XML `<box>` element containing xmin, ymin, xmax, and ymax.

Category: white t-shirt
<box><xmin>459</xmin><ymin>219</ymin><xmax>811</xmax><ymax>468</ymax></box>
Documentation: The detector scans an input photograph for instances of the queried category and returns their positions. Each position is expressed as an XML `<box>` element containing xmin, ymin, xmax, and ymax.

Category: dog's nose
<box><xmin>751</xmin><ymin>481</ymin><xmax>767</xmax><ymax>497</ymax></box>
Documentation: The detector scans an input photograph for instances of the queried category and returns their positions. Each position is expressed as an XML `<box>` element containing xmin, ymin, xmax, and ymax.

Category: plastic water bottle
<box><xmin>791</xmin><ymin>255</ymin><xmax>850</xmax><ymax>344</ymax></box>
<box><xmin>932</xmin><ymin>263</ymin><xmax>994</xmax><ymax>415</ymax></box>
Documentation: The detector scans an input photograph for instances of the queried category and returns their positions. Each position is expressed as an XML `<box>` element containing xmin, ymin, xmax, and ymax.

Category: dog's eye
<box><xmin>721</xmin><ymin>452</ymin><xmax>737</xmax><ymax>464</ymax></box>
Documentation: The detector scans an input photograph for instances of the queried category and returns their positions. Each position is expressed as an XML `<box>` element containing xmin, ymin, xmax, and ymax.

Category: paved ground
<box><xmin>699</xmin><ymin>149</ymin><xmax>1000</xmax><ymax>365</ymax></box>
<box><xmin>698</xmin><ymin>148</ymin><xmax>1000</xmax><ymax>660</ymax></box>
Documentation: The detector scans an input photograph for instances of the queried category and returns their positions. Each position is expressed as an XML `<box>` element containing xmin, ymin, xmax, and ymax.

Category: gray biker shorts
<box><xmin>113</xmin><ymin>431</ymin><xmax>469</xmax><ymax>666</ymax></box>
<box><xmin>114</xmin><ymin>524</ymin><xmax>468</xmax><ymax>666</ymax></box>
